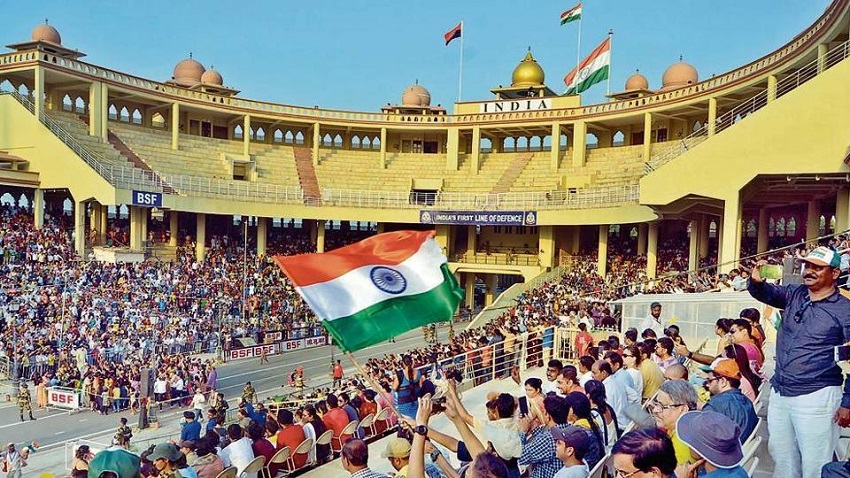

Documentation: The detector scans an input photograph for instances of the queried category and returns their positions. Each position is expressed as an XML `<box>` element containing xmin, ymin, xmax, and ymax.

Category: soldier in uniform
<box><xmin>114</xmin><ymin>417</ymin><xmax>133</xmax><ymax>447</ymax></box>
<box><xmin>241</xmin><ymin>381</ymin><xmax>256</xmax><ymax>404</ymax></box>
<box><xmin>17</xmin><ymin>383</ymin><xmax>35</xmax><ymax>422</ymax></box>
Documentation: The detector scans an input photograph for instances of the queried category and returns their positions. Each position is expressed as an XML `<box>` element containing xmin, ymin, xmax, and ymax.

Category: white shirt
<box><xmin>612</xmin><ymin>369</ymin><xmax>641</xmax><ymax>405</ymax></box>
<box><xmin>302</xmin><ymin>421</ymin><xmax>317</xmax><ymax>464</ymax></box>
<box><xmin>153</xmin><ymin>379</ymin><xmax>167</xmax><ymax>394</ymax></box>
<box><xmin>220</xmin><ymin>437</ymin><xmax>256</xmax><ymax>478</ymax></box>
<box><xmin>192</xmin><ymin>392</ymin><xmax>206</xmax><ymax>410</ymax></box>
<box><xmin>625</xmin><ymin>368</ymin><xmax>644</xmax><ymax>399</ymax></box>
<box><xmin>639</xmin><ymin>315</ymin><xmax>667</xmax><ymax>337</ymax></box>
<box><xmin>602</xmin><ymin>375</ymin><xmax>631</xmax><ymax>430</ymax></box>
<box><xmin>543</xmin><ymin>379</ymin><xmax>562</xmax><ymax>396</ymax></box>
<box><xmin>578</xmin><ymin>371</ymin><xmax>594</xmax><ymax>388</ymax></box>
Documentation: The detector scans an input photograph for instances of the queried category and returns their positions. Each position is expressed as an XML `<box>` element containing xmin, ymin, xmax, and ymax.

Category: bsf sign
<box><xmin>228</xmin><ymin>344</ymin><xmax>277</xmax><ymax>361</ymax></box>
<box><xmin>282</xmin><ymin>339</ymin><xmax>305</xmax><ymax>352</ymax></box>
<box><xmin>47</xmin><ymin>387</ymin><xmax>80</xmax><ymax>409</ymax></box>
<box><xmin>132</xmin><ymin>190</ymin><xmax>163</xmax><ymax>208</ymax></box>
<box><xmin>305</xmin><ymin>336</ymin><xmax>326</xmax><ymax>347</ymax></box>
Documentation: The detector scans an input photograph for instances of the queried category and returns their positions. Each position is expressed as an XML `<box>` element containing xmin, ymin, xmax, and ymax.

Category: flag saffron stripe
<box><xmin>274</xmin><ymin>230</ymin><xmax>434</xmax><ymax>287</ymax></box>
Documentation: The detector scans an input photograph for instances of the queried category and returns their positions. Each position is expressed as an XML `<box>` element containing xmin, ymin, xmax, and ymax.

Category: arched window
<box><xmin>284</xmin><ymin>131</ymin><xmax>294</xmax><ymax>144</ymax></box>
<box><xmin>0</xmin><ymin>192</ymin><xmax>13</xmax><ymax>206</ymax></box>
<box><xmin>362</xmin><ymin>136</ymin><xmax>371</xmax><ymax>149</ymax></box>
<box><xmin>152</xmin><ymin>113</ymin><xmax>165</xmax><ymax>129</ymax></box>
<box><xmin>613</xmin><ymin>131</ymin><xmax>625</xmax><ymax>146</ymax></box>
<box><xmin>746</xmin><ymin>219</ymin><xmax>757</xmax><ymax>238</ymax></box>
<box><xmin>75</xmin><ymin>97</ymin><xmax>86</xmax><ymax>113</ymax></box>
<box><xmin>371</xmin><ymin>136</ymin><xmax>380</xmax><ymax>150</ymax></box>
<box><xmin>351</xmin><ymin>136</ymin><xmax>361</xmax><ymax>149</ymax></box>
<box><xmin>333</xmin><ymin>134</ymin><xmax>343</xmax><ymax>148</ymax></box>
<box><xmin>787</xmin><ymin>217</ymin><xmax>797</xmax><ymax>237</ymax></box>
<box><xmin>256</xmin><ymin>127</ymin><xmax>266</xmax><ymax>142</ymax></box>
<box><xmin>709</xmin><ymin>220</ymin><xmax>717</xmax><ymax>238</ymax></box>
<box><xmin>17</xmin><ymin>84</ymin><xmax>29</xmax><ymax>97</ymax></box>
<box><xmin>295</xmin><ymin>131</ymin><xmax>304</xmax><ymax>144</ymax></box>
<box><xmin>108</xmin><ymin>104</ymin><xmax>118</xmax><ymax>120</ymax></box>
<box><xmin>504</xmin><ymin>137</ymin><xmax>516</xmax><ymax>151</ymax></box>
<box><xmin>586</xmin><ymin>133</ymin><xmax>599</xmax><ymax>148</ymax></box>
<box><xmin>776</xmin><ymin>217</ymin><xmax>786</xmax><ymax>237</ymax></box>
<box><xmin>322</xmin><ymin>133</ymin><xmax>332</xmax><ymax>146</ymax></box>
<box><xmin>273</xmin><ymin>129</ymin><xmax>283</xmax><ymax>143</ymax></box>
<box><xmin>234</xmin><ymin>125</ymin><xmax>243</xmax><ymax>139</ymax></box>
<box><xmin>769</xmin><ymin>218</ymin><xmax>775</xmax><ymax>237</ymax></box>
<box><xmin>0</xmin><ymin>79</ymin><xmax>12</xmax><ymax>92</ymax></box>
<box><xmin>119</xmin><ymin>106</ymin><xmax>130</xmax><ymax>122</ymax></box>
<box><xmin>480</xmin><ymin>138</ymin><xmax>492</xmax><ymax>153</ymax></box>
<box><xmin>62</xmin><ymin>94</ymin><xmax>72</xmax><ymax>111</ymax></box>
<box><xmin>630</xmin><ymin>227</ymin><xmax>638</xmax><ymax>238</ymax></box>
<box><xmin>819</xmin><ymin>215</ymin><xmax>826</xmax><ymax>236</ymax></box>
<box><xmin>132</xmin><ymin>109</ymin><xmax>142</xmax><ymax>125</ymax></box>
<box><xmin>516</xmin><ymin>137</ymin><xmax>528</xmax><ymax>151</ymax></box>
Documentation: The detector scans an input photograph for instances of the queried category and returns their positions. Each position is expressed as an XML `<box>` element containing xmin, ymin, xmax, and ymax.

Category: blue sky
<box><xmin>4</xmin><ymin>1</ymin><xmax>832</xmax><ymax>111</ymax></box>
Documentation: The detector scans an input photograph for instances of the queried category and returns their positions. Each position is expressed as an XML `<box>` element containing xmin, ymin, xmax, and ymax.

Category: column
<box><xmin>129</xmin><ymin>206</ymin><xmax>143</xmax><ymax>250</ymax></box>
<box><xmin>688</xmin><ymin>219</ymin><xmax>699</xmax><ymax>272</ymax></box>
<box><xmin>817</xmin><ymin>43</ymin><xmax>829</xmax><ymax>73</ymax></box>
<box><xmin>99</xmin><ymin>206</ymin><xmax>107</xmax><ymax>246</ymax></box>
<box><xmin>171</xmin><ymin>103</ymin><xmax>180</xmax><ymax>150</ymax></box>
<box><xmin>140</xmin><ymin>208</ymin><xmax>148</xmax><ymax>247</ymax></box>
<box><xmin>379</xmin><ymin>127</ymin><xmax>387</xmax><ymax>169</ymax></box>
<box><xmin>88</xmin><ymin>82</ymin><xmax>103</xmax><ymax>137</ymax></box>
<box><xmin>91</xmin><ymin>203</ymin><xmax>102</xmax><ymax>246</ymax></box>
<box><xmin>467</xmin><ymin>225</ymin><xmax>476</xmax><ymax>258</ymax></box>
<box><xmin>767</xmin><ymin>75</ymin><xmax>778</xmax><ymax>103</ymax></box>
<box><xmin>316</xmin><ymin>220</ymin><xmax>326</xmax><ymax>253</ymax></box>
<box><xmin>256</xmin><ymin>217</ymin><xmax>268</xmax><ymax>256</ymax></box>
<box><xmin>74</xmin><ymin>201</ymin><xmax>86</xmax><ymax>257</ymax></box>
<box><xmin>446</xmin><ymin>128</ymin><xmax>459</xmax><ymax>170</ymax></box>
<box><xmin>807</xmin><ymin>200</ymin><xmax>821</xmax><ymax>241</ymax></box>
<box><xmin>699</xmin><ymin>214</ymin><xmax>710</xmax><ymax>259</ymax></box>
<box><xmin>538</xmin><ymin>225</ymin><xmax>555</xmax><ymax>269</ymax></box>
<box><xmin>169</xmin><ymin>211</ymin><xmax>178</xmax><ymax>247</ymax></box>
<box><xmin>99</xmin><ymin>83</ymin><xmax>109</xmax><ymax>140</ymax></box>
<box><xmin>376</xmin><ymin>222</ymin><xmax>385</xmax><ymax>234</ymax></box>
<box><xmin>637</xmin><ymin>223</ymin><xmax>647</xmax><ymax>254</ymax></box>
<box><xmin>195</xmin><ymin>214</ymin><xmax>206</xmax><ymax>262</ymax></box>
<box><xmin>836</xmin><ymin>189</ymin><xmax>850</xmax><ymax>233</ymax></box>
<box><xmin>435</xmin><ymin>224</ymin><xmax>451</xmax><ymax>257</ymax></box>
<box><xmin>312</xmin><ymin>122</ymin><xmax>321</xmax><ymax>165</ymax></box>
<box><xmin>485</xmin><ymin>275</ymin><xmax>498</xmax><ymax>306</ymax></box>
<box><xmin>572</xmin><ymin>121</ymin><xmax>587</xmax><ymax>167</ymax></box>
<box><xmin>757</xmin><ymin>209</ymin><xmax>769</xmax><ymax>253</ymax></box>
<box><xmin>569</xmin><ymin>226</ymin><xmax>580</xmax><ymax>254</ymax></box>
<box><xmin>464</xmin><ymin>273</ymin><xmax>476</xmax><ymax>309</ymax></box>
<box><xmin>719</xmin><ymin>194</ymin><xmax>742</xmax><ymax>273</ymax></box>
<box><xmin>642</xmin><ymin>112</ymin><xmax>652</xmax><ymax>162</ymax></box>
<box><xmin>471</xmin><ymin>126</ymin><xmax>481</xmax><ymax>173</ymax></box>
<box><xmin>597</xmin><ymin>225</ymin><xmax>608</xmax><ymax>276</ymax></box>
<box><xmin>550</xmin><ymin>123</ymin><xmax>561</xmax><ymax>171</ymax></box>
<box><xmin>33</xmin><ymin>188</ymin><xmax>44</xmax><ymax>229</ymax></box>
<box><xmin>34</xmin><ymin>66</ymin><xmax>44</xmax><ymax>121</ymax></box>
<box><xmin>647</xmin><ymin>222</ymin><xmax>659</xmax><ymax>279</ymax></box>
<box><xmin>243</xmin><ymin>115</ymin><xmax>252</xmax><ymax>157</ymax></box>
<box><xmin>707</xmin><ymin>98</ymin><xmax>718</xmax><ymax>136</ymax></box>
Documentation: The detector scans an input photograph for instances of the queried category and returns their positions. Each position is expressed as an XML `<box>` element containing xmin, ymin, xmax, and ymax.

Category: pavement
<box><xmin>0</xmin><ymin>328</ymin><xmax>438</xmax><ymax>476</ymax></box>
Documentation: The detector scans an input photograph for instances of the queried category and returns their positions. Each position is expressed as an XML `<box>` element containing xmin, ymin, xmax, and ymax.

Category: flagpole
<box><xmin>606</xmin><ymin>29</ymin><xmax>613</xmax><ymax>98</ymax></box>
<box><xmin>458</xmin><ymin>20</ymin><xmax>464</xmax><ymax>102</ymax></box>
<box><xmin>575</xmin><ymin>15</ymin><xmax>582</xmax><ymax>85</ymax></box>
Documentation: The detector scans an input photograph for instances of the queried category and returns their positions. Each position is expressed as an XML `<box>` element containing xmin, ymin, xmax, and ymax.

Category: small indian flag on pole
<box><xmin>275</xmin><ymin>230</ymin><xmax>463</xmax><ymax>353</ymax></box>
<box><xmin>560</xmin><ymin>3</ymin><xmax>582</xmax><ymax>25</ymax></box>
<box><xmin>564</xmin><ymin>36</ymin><xmax>611</xmax><ymax>95</ymax></box>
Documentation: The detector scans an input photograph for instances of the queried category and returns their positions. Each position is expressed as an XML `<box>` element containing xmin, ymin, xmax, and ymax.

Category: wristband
<box><xmin>687</xmin><ymin>351</ymin><xmax>693</xmax><ymax>359</ymax></box>
<box><xmin>430</xmin><ymin>450</ymin><xmax>441</xmax><ymax>462</ymax></box>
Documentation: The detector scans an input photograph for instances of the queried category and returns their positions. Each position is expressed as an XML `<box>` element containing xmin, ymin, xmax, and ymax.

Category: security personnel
<box><xmin>241</xmin><ymin>381</ymin><xmax>256</xmax><ymax>404</ymax></box>
<box><xmin>18</xmin><ymin>383</ymin><xmax>35</xmax><ymax>421</ymax></box>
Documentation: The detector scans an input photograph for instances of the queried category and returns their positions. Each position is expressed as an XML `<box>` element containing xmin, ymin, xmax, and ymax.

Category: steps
<box><xmin>293</xmin><ymin>147</ymin><xmax>322</xmax><ymax>205</ymax></box>
<box><xmin>490</xmin><ymin>152</ymin><xmax>534</xmax><ymax>194</ymax></box>
<box><xmin>106</xmin><ymin>131</ymin><xmax>176</xmax><ymax>194</ymax></box>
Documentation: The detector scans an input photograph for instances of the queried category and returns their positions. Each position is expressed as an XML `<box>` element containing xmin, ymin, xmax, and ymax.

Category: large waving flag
<box><xmin>564</xmin><ymin>37</ymin><xmax>611</xmax><ymax>94</ymax></box>
<box><xmin>275</xmin><ymin>231</ymin><xmax>463</xmax><ymax>353</ymax></box>
<box><xmin>444</xmin><ymin>22</ymin><xmax>462</xmax><ymax>45</ymax></box>
<box><xmin>560</xmin><ymin>3</ymin><xmax>582</xmax><ymax>25</ymax></box>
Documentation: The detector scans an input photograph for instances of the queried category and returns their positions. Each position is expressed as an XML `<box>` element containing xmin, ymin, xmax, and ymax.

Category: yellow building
<box><xmin>1</xmin><ymin>3</ymin><xmax>850</xmax><ymax>309</ymax></box>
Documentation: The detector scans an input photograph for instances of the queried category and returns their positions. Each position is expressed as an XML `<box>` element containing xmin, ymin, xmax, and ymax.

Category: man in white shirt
<box><xmin>638</xmin><ymin>302</ymin><xmax>667</xmax><ymax>337</ymax></box>
<box><xmin>543</xmin><ymin>359</ymin><xmax>565</xmax><ymax>396</ymax></box>
<box><xmin>153</xmin><ymin>376</ymin><xmax>168</xmax><ymax>410</ymax></box>
<box><xmin>219</xmin><ymin>424</ymin><xmax>256</xmax><ymax>478</ymax></box>
<box><xmin>592</xmin><ymin>360</ymin><xmax>631</xmax><ymax>430</ymax></box>
<box><xmin>191</xmin><ymin>390</ymin><xmax>207</xmax><ymax>421</ymax></box>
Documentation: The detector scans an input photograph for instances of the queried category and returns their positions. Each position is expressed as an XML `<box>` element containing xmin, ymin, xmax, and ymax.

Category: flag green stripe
<box><xmin>321</xmin><ymin>264</ymin><xmax>463</xmax><ymax>353</ymax></box>
<box><xmin>565</xmin><ymin>64</ymin><xmax>609</xmax><ymax>95</ymax></box>
<box><xmin>560</xmin><ymin>13</ymin><xmax>580</xmax><ymax>25</ymax></box>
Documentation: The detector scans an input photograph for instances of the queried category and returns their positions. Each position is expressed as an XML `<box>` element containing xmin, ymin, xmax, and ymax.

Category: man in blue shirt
<box><xmin>702</xmin><ymin>359</ymin><xmax>757</xmax><ymax>443</ymax></box>
<box><xmin>180</xmin><ymin>410</ymin><xmax>202</xmax><ymax>442</ymax></box>
<box><xmin>748</xmin><ymin>246</ymin><xmax>850</xmax><ymax>478</ymax></box>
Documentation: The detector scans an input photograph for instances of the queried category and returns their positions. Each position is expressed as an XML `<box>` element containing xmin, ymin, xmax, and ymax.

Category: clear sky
<box><xmin>3</xmin><ymin>1</ymin><xmax>833</xmax><ymax>111</ymax></box>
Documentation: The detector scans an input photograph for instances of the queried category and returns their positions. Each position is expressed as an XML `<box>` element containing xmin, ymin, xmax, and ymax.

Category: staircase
<box><xmin>107</xmin><ymin>131</ymin><xmax>176</xmax><ymax>194</ymax></box>
<box><xmin>489</xmin><ymin>152</ymin><xmax>534</xmax><ymax>194</ymax></box>
<box><xmin>293</xmin><ymin>147</ymin><xmax>322</xmax><ymax>205</ymax></box>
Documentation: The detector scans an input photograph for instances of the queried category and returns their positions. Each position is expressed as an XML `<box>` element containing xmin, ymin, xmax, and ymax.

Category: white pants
<box><xmin>768</xmin><ymin>386</ymin><xmax>841</xmax><ymax>478</ymax></box>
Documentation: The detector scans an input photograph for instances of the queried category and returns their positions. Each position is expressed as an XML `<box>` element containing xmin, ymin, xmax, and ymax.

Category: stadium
<box><xmin>1</xmin><ymin>0</ymin><xmax>850</xmax><ymax>477</ymax></box>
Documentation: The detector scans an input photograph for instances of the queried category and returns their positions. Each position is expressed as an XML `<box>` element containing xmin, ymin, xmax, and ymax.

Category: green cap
<box><xmin>88</xmin><ymin>449</ymin><xmax>141</xmax><ymax>478</ymax></box>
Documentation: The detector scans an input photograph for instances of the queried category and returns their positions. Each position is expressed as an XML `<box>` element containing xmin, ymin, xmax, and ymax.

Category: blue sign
<box><xmin>419</xmin><ymin>210</ymin><xmax>537</xmax><ymax>226</ymax></box>
<box><xmin>131</xmin><ymin>190</ymin><xmax>163</xmax><ymax>208</ymax></box>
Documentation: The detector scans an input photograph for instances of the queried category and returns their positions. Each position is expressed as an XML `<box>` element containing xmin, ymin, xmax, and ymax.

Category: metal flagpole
<box><xmin>458</xmin><ymin>20</ymin><xmax>464</xmax><ymax>102</ymax></box>
<box><xmin>607</xmin><ymin>29</ymin><xmax>614</xmax><ymax>97</ymax></box>
<box><xmin>575</xmin><ymin>14</ymin><xmax>582</xmax><ymax>89</ymax></box>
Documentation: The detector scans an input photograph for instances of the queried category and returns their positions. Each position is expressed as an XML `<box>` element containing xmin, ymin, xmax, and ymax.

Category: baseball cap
<box><xmin>650</xmin><ymin>301</ymin><xmax>662</xmax><ymax>309</ymax></box>
<box><xmin>88</xmin><ymin>449</ymin><xmax>142</xmax><ymax>478</ymax></box>
<box><xmin>676</xmin><ymin>411</ymin><xmax>743</xmax><ymax>468</ymax></box>
<box><xmin>381</xmin><ymin>437</ymin><xmax>412</xmax><ymax>458</ymax></box>
<box><xmin>711</xmin><ymin>359</ymin><xmax>741</xmax><ymax>381</ymax></box>
<box><xmin>147</xmin><ymin>443</ymin><xmax>182</xmax><ymax>463</ymax></box>
<box><xmin>550</xmin><ymin>426</ymin><xmax>590</xmax><ymax>457</ymax></box>
<box><xmin>801</xmin><ymin>246</ymin><xmax>841</xmax><ymax>268</ymax></box>
<box><xmin>178</xmin><ymin>440</ymin><xmax>197</xmax><ymax>451</ymax></box>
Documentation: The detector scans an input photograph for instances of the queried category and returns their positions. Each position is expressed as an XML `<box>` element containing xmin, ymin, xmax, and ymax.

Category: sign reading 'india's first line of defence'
<box><xmin>420</xmin><ymin>210</ymin><xmax>538</xmax><ymax>226</ymax></box>
<box><xmin>478</xmin><ymin>99</ymin><xmax>550</xmax><ymax>114</ymax></box>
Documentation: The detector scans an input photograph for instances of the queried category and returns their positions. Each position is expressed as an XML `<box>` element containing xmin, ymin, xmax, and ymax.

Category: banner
<box><xmin>227</xmin><ymin>335</ymin><xmax>329</xmax><ymax>361</ymax></box>
<box><xmin>420</xmin><ymin>210</ymin><xmax>537</xmax><ymax>226</ymax></box>
<box><xmin>227</xmin><ymin>344</ymin><xmax>278</xmax><ymax>361</ymax></box>
<box><xmin>47</xmin><ymin>387</ymin><xmax>80</xmax><ymax>410</ymax></box>
<box><xmin>265</xmin><ymin>331</ymin><xmax>283</xmax><ymax>343</ymax></box>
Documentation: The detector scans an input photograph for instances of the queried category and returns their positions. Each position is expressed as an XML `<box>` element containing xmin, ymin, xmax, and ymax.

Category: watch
<box><xmin>414</xmin><ymin>425</ymin><xmax>428</xmax><ymax>436</ymax></box>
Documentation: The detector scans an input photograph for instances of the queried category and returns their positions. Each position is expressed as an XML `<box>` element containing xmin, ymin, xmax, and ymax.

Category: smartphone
<box><xmin>835</xmin><ymin>345</ymin><xmax>850</xmax><ymax>362</ymax></box>
<box><xmin>518</xmin><ymin>396</ymin><xmax>529</xmax><ymax>417</ymax></box>
<box><xmin>759</xmin><ymin>264</ymin><xmax>784</xmax><ymax>280</ymax></box>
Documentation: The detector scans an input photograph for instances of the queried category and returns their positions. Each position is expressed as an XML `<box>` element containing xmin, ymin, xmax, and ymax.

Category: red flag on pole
<box><xmin>444</xmin><ymin>22</ymin><xmax>462</xmax><ymax>45</ymax></box>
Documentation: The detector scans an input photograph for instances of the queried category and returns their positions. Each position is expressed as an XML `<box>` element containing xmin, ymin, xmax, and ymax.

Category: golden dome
<box><xmin>201</xmin><ymin>68</ymin><xmax>223</xmax><ymax>86</ymax></box>
<box><xmin>31</xmin><ymin>22</ymin><xmax>61</xmax><ymax>44</ymax></box>
<box><xmin>172</xmin><ymin>56</ymin><xmax>205</xmax><ymax>86</ymax></box>
<box><xmin>401</xmin><ymin>83</ymin><xmax>431</xmax><ymax>107</ymax></box>
<box><xmin>511</xmin><ymin>49</ymin><xmax>545</xmax><ymax>87</ymax></box>
<box><xmin>625</xmin><ymin>70</ymin><xmax>649</xmax><ymax>91</ymax></box>
<box><xmin>662</xmin><ymin>60</ymin><xmax>698</xmax><ymax>89</ymax></box>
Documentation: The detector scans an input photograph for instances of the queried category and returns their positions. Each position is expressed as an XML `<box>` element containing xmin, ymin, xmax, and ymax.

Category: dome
<box><xmin>662</xmin><ymin>60</ymin><xmax>698</xmax><ymax>89</ymax></box>
<box><xmin>511</xmin><ymin>50</ymin><xmax>545</xmax><ymax>87</ymax></box>
<box><xmin>31</xmin><ymin>23</ymin><xmax>61</xmax><ymax>44</ymax></box>
<box><xmin>201</xmin><ymin>68</ymin><xmax>223</xmax><ymax>86</ymax></box>
<box><xmin>172</xmin><ymin>56</ymin><xmax>206</xmax><ymax>86</ymax></box>
<box><xmin>625</xmin><ymin>70</ymin><xmax>649</xmax><ymax>91</ymax></box>
<box><xmin>401</xmin><ymin>83</ymin><xmax>431</xmax><ymax>107</ymax></box>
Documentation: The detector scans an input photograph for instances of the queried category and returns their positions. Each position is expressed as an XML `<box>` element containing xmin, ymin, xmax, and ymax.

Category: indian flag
<box><xmin>560</xmin><ymin>3</ymin><xmax>582</xmax><ymax>25</ymax></box>
<box><xmin>274</xmin><ymin>230</ymin><xmax>463</xmax><ymax>353</ymax></box>
<box><xmin>564</xmin><ymin>37</ymin><xmax>611</xmax><ymax>95</ymax></box>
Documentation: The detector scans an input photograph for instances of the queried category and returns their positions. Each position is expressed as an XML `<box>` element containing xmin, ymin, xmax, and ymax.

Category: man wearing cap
<box><xmin>17</xmin><ymin>383</ymin><xmax>34</xmax><ymax>422</ymax></box>
<box><xmin>639</xmin><ymin>302</ymin><xmax>667</xmax><ymax>338</ymax></box>
<box><xmin>702</xmin><ymin>359</ymin><xmax>757</xmax><ymax>444</ymax></box>
<box><xmin>675</xmin><ymin>411</ymin><xmax>748</xmax><ymax>477</ymax></box>
<box><xmin>382</xmin><ymin>437</ymin><xmax>411</xmax><ymax>478</ymax></box>
<box><xmin>147</xmin><ymin>443</ymin><xmax>185</xmax><ymax>478</ymax></box>
<box><xmin>178</xmin><ymin>440</ymin><xmax>198</xmax><ymax>466</ymax></box>
<box><xmin>749</xmin><ymin>246</ymin><xmax>850</xmax><ymax>478</ymax></box>
<box><xmin>550</xmin><ymin>427</ymin><xmax>590</xmax><ymax>478</ymax></box>
<box><xmin>87</xmin><ymin>448</ymin><xmax>142</xmax><ymax>478</ymax></box>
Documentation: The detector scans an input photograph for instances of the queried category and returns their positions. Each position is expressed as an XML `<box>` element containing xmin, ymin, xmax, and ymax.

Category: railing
<box><xmin>646</xmin><ymin>38</ymin><xmax>850</xmax><ymax>172</ymax></box>
<box><xmin>453</xmin><ymin>253</ymin><xmax>540</xmax><ymax>267</ymax></box>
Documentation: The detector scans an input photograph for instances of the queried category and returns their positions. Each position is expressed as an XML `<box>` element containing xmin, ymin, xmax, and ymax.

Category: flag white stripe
<box><xmin>567</xmin><ymin>50</ymin><xmax>610</xmax><ymax>89</ymax></box>
<box><xmin>295</xmin><ymin>238</ymin><xmax>447</xmax><ymax>321</ymax></box>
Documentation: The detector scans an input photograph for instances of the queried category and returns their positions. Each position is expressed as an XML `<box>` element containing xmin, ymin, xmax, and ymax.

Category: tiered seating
<box><xmin>509</xmin><ymin>151</ymin><xmax>567</xmax><ymax>192</ymax></box>
<box><xmin>50</xmin><ymin>111</ymin><xmax>143</xmax><ymax>170</ymax></box>
<box><xmin>250</xmin><ymin>143</ymin><xmax>300</xmax><ymax>187</ymax></box>
<box><xmin>580</xmin><ymin>144</ymin><xmax>647</xmax><ymax>185</ymax></box>
<box><xmin>315</xmin><ymin>148</ymin><xmax>409</xmax><ymax>191</ymax></box>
